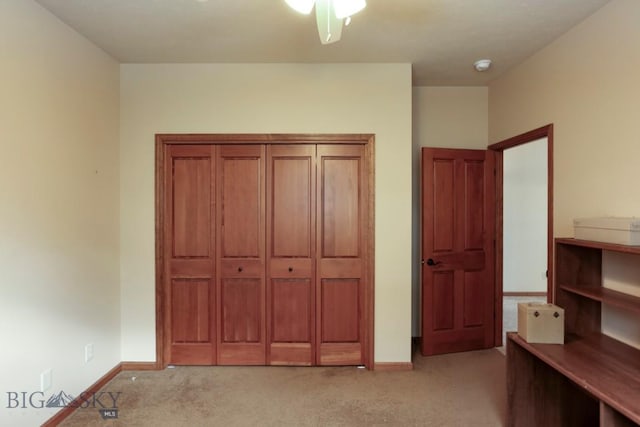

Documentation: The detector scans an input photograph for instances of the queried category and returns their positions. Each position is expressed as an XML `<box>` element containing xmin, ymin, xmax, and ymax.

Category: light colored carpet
<box><xmin>61</xmin><ymin>349</ymin><xmax>506</xmax><ymax>426</ymax></box>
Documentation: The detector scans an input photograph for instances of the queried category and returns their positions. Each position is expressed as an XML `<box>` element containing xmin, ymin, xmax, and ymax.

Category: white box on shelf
<box><xmin>517</xmin><ymin>302</ymin><xmax>565</xmax><ymax>344</ymax></box>
<box><xmin>574</xmin><ymin>217</ymin><xmax>640</xmax><ymax>246</ymax></box>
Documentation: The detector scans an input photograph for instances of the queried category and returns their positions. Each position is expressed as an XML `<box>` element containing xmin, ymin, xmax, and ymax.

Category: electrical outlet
<box><xmin>85</xmin><ymin>343</ymin><xmax>94</xmax><ymax>363</ymax></box>
<box><xmin>41</xmin><ymin>369</ymin><xmax>52</xmax><ymax>392</ymax></box>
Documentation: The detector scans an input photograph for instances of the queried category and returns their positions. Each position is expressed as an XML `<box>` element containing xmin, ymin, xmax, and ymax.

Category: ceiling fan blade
<box><xmin>315</xmin><ymin>0</ymin><xmax>343</xmax><ymax>44</ymax></box>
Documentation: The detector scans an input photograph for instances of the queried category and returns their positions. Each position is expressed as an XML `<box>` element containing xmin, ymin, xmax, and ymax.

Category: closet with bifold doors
<box><xmin>160</xmin><ymin>138</ymin><xmax>371</xmax><ymax>367</ymax></box>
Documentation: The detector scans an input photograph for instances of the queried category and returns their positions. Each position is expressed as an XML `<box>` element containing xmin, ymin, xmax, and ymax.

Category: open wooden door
<box><xmin>421</xmin><ymin>148</ymin><xmax>495</xmax><ymax>356</ymax></box>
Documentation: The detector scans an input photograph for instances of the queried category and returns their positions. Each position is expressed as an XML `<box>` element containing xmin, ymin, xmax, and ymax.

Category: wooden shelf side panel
<box><xmin>555</xmin><ymin>241</ymin><xmax>602</xmax><ymax>290</ymax></box>
<box><xmin>556</xmin><ymin>287</ymin><xmax>601</xmax><ymax>336</ymax></box>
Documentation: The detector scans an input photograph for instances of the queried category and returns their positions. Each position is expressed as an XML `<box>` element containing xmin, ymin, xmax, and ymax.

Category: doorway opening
<box><xmin>488</xmin><ymin>124</ymin><xmax>554</xmax><ymax>347</ymax></box>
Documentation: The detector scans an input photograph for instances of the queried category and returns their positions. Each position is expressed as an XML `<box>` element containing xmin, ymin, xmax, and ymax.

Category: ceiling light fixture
<box><xmin>285</xmin><ymin>0</ymin><xmax>366</xmax><ymax>44</ymax></box>
<box><xmin>474</xmin><ymin>59</ymin><xmax>492</xmax><ymax>72</ymax></box>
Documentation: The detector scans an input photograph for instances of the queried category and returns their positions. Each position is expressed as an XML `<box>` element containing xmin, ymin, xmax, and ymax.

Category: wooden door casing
<box><xmin>216</xmin><ymin>145</ymin><xmax>267</xmax><ymax>365</ymax></box>
<box><xmin>317</xmin><ymin>144</ymin><xmax>367</xmax><ymax>365</ymax></box>
<box><xmin>267</xmin><ymin>145</ymin><xmax>316</xmax><ymax>365</ymax></box>
<box><xmin>163</xmin><ymin>144</ymin><xmax>217</xmax><ymax>365</ymax></box>
<box><xmin>421</xmin><ymin>148</ymin><xmax>495</xmax><ymax>356</ymax></box>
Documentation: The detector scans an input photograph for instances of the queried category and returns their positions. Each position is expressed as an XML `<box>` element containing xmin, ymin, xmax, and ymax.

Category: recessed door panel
<box><xmin>272</xmin><ymin>279</ymin><xmax>311</xmax><ymax>342</ymax></box>
<box><xmin>171</xmin><ymin>279</ymin><xmax>210</xmax><ymax>343</ymax></box>
<box><xmin>464</xmin><ymin>271</ymin><xmax>484</xmax><ymax>327</ymax></box>
<box><xmin>220</xmin><ymin>157</ymin><xmax>261</xmax><ymax>258</ymax></box>
<box><xmin>465</xmin><ymin>161</ymin><xmax>485</xmax><ymax>250</ymax></box>
<box><xmin>221</xmin><ymin>278</ymin><xmax>261</xmax><ymax>343</ymax></box>
<box><xmin>432</xmin><ymin>272</ymin><xmax>454</xmax><ymax>331</ymax></box>
<box><xmin>433</xmin><ymin>160</ymin><xmax>455</xmax><ymax>252</ymax></box>
<box><xmin>172</xmin><ymin>158</ymin><xmax>211</xmax><ymax>258</ymax></box>
<box><xmin>321</xmin><ymin>158</ymin><xmax>360</xmax><ymax>258</ymax></box>
<box><xmin>321</xmin><ymin>279</ymin><xmax>359</xmax><ymax>342</ymax></box>
<box><xmin>272</xmin><ymin>158</ymin><xmax>312</xmax><ymax>257</ymax></box>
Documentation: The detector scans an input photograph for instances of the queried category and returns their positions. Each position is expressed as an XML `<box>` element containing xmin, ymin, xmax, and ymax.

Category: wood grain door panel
<box><xmin>321</xmin><ymin>279</ymin><xmax>360</xmax><ymax>342</ymax></box>
<box><xmin>271</xmin><ymin>279</ymin><xmax>312</xmax><ymax>342</ymax></box>
<box><xmin>317</xmin><ymin>145</ymin><xmax>366</xmax><ymax>365</ymax></box>
<box><xmin>221</xmin><ymin>278</ymin><xmax>261</xmax><ymax>343</ymax></box>
<box><xmin>171</xmin><ymin>279</ymin><xmax>211</xmax><ymax>343</ymax></box>
<box><xmin>267</xmin><ymin>145</ymin><xmax>316</xmax><ymax>365</ymax></box>
<box><xmin>163</xmin><ymin>145</ymin><xmax>216</xmax><ymax>365</ymax></box>
<box><xmin>216</xmin><ymin>145</ymin><xmax>266</xmax><ymax>365</ymax></box>
<box><xmin>422</xmin><ymin>148</ymin><xmax>495</xmax><ymax>356</ymax></box>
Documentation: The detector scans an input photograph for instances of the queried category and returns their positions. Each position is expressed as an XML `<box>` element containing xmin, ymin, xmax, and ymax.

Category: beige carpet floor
<box><xmin>61</xmin><ymin>349</ymin><xmax>506</xmax><ymax>427</ymax></box>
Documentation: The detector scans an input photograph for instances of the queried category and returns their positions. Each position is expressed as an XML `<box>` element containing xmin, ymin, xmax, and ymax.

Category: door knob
<box><xmin>288</xmin><ymin>267</ymin><xmax>293</xmax><ymax>272</ymax></box>
<box><xmin>426</xmin><ymin>258</ymin><xmax>440</xmax><ymax>266</ymax></box>
<box><xmin>238</xmin><ymin>267</ymin><xmax>243</xmax><ymax>272</ymax></box>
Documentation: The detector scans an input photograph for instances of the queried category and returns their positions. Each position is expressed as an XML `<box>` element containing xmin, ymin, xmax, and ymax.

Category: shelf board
<box><xmin>556</xmin><ymin>238</ymin><xmax>640</xmax><ymax>255</ymax></box>
<box><xmin>508</xmin><ymin>332</ymin><xmax>640</xmax><ymax>424</ymax></box>
<box><xmin>559</xmin><ymin>284</ymin><xmax>640</xmax><ymax>315</ymax></box>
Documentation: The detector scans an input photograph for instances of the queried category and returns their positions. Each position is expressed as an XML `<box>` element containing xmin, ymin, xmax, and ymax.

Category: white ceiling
<box><xmin>35</xmin><ymin>0</ymin><xmax>610</xmax><ymax>86</ymax></box>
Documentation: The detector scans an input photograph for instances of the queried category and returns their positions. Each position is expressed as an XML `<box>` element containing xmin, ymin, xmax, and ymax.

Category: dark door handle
<box><xmin>288</xmin><ymin>267</ymin><xmax>293</xmax><ymax>272</ymax></box>
<box><xmin>426</xmin><ymin>258</ymin><xmax>440</xmax><ymax>266</ymax></box>
<box><xmin>238</xmin><ymin>267</ymin><xmax>243</xmax><ymax>272</ymax></box>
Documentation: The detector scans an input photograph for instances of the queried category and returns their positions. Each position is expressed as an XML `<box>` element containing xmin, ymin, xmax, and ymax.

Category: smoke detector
<box><xmin>474</xmin><ymin>59</ymin><xmax>492</xmax><ymax>72</ymax></box>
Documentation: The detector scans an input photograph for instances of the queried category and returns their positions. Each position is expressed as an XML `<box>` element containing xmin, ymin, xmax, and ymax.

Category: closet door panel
<box><xmin>321</xmin><ymin>158</ymin><xmax>360</xmax><ymax>258</ymax></box>
<box><xmin>267</xmin><ymin>145</ymin><xmax>316</xmax><ymax>365</ymax></box>
<box><xmin>317</xmin><ymin>145</ymin><xmax>367</xmax><ymax>366</ymax></box>
<box><xmin>220</xmin><ymin>156</ymin><xmax>262</xmax><ymax>258</ymax></box>
<box><xmin>272</xmin><ymin>279</ymin><xmax>312</xmax><ymax>342</ymax></box>
<box><xmin>164</xmin><ymin>144</ymin><xmax>216</xmax><ymax>365</ymax></box>
<box><xmin>221</xmin><ymin>278</ymin><xmax>261</xmax><ymax>342</ymax></box>
<box><xmin>216</xmin><ymin>145</ymin><xmax>266</xmax><ymax>365</ymax></box>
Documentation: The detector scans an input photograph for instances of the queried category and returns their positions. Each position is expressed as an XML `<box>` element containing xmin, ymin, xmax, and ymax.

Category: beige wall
<box><xmin>120</xmin><ymin>63</ymin><xmax>413</xmax><ymax>363</ymax></box>
<box><xmin>489</xmin><ymin>0</ymin><xmax>640</xmax><ymax>345</ymax></box>
<box><xmin>414</xmin><ymin>87</ymin><xmax>489</xmax><ymax>151</ymax></box>
<box><xmin>411</xmin><ymin>87</ymin><xmax>488</xmax><ymax>334</ymax></box>
<box><xmin>0</xmin><ymin>1</ymin><xmax>120</xmax><ymax>425</ymax></box>
<box><xmin>489</xmin><ymin>0</ymin><xmax>640</xmax><ymax>236</ymax></box>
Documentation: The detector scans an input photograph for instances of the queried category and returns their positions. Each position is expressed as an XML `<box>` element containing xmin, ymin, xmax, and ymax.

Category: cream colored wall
<box><xmin>490</xmin><ymin>0</ymin><xmax>640</xmax><ymax>235</ymax></box>
<box><xmin>489</xmin><ymin>0</ymin><xmax>640</xmax><ymax>344</ymax></box>
<box><xmin>120</xmin><ymin>63</ymin><xmax>413</xmax><ymax>363</ymax></box>
<box><xmin>414</xmin><ymin>87</ymin><xmax>489</xmax><ymax>150</ymax></box>
<box><xmin>411</xmin><ymin>87</ymin><xmax>488</xmax><ymax>334</ymax></box>
<box><xmin>0</xmin><ymin>1</ymin><xmax>120</xmax><ymax>426</ymax></box>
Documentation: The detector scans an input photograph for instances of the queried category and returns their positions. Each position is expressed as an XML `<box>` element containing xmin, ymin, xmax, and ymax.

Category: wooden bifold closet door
<box><xmin>163</xmin><ymin>142</ymin><xmax>367</xmax><ymax>366</ymax></box>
